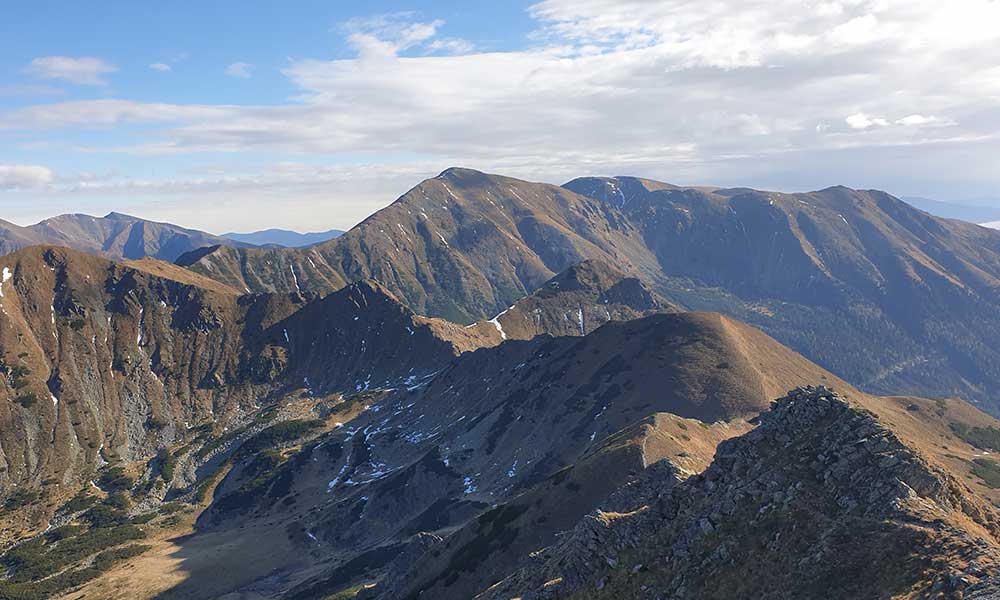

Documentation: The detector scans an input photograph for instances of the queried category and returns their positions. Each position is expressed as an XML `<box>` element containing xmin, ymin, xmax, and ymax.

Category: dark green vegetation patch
<box><xmin>951</xmin><ymin>422</ymin><xmax>1000</xmax><ymax>452</ymax></box>
<box><xmin>972</xmin><ymin>458</ymin><xmax>1000</xmax><ymax>488</ymax></box>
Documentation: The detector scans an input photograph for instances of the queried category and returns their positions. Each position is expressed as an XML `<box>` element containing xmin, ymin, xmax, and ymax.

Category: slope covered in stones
<box><xmin>0</xmin><ymin>212</ymin><xmax>251</xmax><ymax>262</ymax></box>
<box><xmin>0</xmin><ymin>247</ymin><xmax>486</xmax><ymax>495</ymax></box>
<box><xmin>482</xmin><ymin>387</ymin><xmax>1000</xmax><ymax>600</ymax></box>
<box><xmin>129</xmin><ymin>313</ymin><xmax>851</xmax><ymax>600</ymax></box>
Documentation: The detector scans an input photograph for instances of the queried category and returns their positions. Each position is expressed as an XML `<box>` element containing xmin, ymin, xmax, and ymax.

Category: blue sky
<box><xmin>2</xmin><ymin>1</ymin><xmax>1000</xmax><ymax>233</ymax></box>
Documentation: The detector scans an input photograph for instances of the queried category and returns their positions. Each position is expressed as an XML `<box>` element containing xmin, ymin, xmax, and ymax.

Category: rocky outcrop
<box><xmin>462</xmin><ymin>259</ymin><xmax>675</xmax><ymax>342</ymax></box>
<box><xmin>481</xmin><ymin>386</ymin><xmax>1000</xmax><ymax>599</ymax></box>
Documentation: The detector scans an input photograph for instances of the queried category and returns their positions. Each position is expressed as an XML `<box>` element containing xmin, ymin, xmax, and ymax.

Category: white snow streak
<box><xmin>0</xmin><ymin>267</ymin><xmax>11</xmax><ymax>297</ymax></box>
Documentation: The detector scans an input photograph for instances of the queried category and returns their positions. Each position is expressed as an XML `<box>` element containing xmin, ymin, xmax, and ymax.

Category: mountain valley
<box><xmin>3</xmin><ymin>170</ymin><xmax>1000</xmax><ymax>599</ymax></box>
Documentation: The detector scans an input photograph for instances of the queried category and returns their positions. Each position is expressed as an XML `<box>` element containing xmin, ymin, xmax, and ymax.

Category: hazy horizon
<box><xmin>3</xmin><ymin>1</ymin><xmax>1000</xmax><ymax>231</ymax></box>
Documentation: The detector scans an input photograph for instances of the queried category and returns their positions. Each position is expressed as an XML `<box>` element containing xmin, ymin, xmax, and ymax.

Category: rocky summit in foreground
<box><xmin>480</xmin><ymin>387</ymin><xmax>1000</xmax><ymax>600</ymax></box>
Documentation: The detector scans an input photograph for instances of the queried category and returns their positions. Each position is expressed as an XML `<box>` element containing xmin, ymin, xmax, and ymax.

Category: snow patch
<box><xmin>0</xmin><ymin>266</ymin><xmax>11</xmax><ymax>297</ymax></box>
<box><xmin>488</xmin><ymin>306</ymin><xmax>513</xmax><ymax>341</ymax></box>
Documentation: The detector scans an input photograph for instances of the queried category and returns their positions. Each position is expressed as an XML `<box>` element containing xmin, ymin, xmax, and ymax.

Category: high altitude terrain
<box><xmin>0</xmin><ymin>212</ymin><xmax>251</xmax><ymax>262</ymax></box>
<box><xmin>222</xmin><ymin>228</ymin><xmax>344</xmax><ymax>248</ymax></box>
<box><xmin>182</xmin><ymin>168</ymin><xmax>1000</xmax><ymax>414</ymax></box>
<box><xmin>4</xmin><ymin>168</ymin><xmax>1000</xmax><ymax>600</ymax></box>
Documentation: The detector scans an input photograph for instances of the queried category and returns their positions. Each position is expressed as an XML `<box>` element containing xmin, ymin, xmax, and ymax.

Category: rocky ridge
<box><xmin>182</xmin><ymin>168</ymin><xmax>1000</xmax><ymax>413</ymax></box>
<box><xmin>0</xmin><ymin>212</ymin><xmax>251</xmax><ymax>262</ymax></box>
<box><xmin>480</xmin><ymin>386</ymin><xmax>1000</xmax><ymax>599</ymax></box>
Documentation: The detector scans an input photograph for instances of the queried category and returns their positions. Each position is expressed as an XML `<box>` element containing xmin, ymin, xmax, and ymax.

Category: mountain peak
<box><xmin>437</xmin><ymin>166</ymin><xmax>485</xmax><ymax>179</ymax></box>
<box><xmin>102</xmin><ymin>211</ymin><xmax>139</xmax><ymax>220</ymax></box>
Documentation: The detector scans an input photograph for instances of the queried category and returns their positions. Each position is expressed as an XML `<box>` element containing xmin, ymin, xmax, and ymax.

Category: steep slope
<box><xmin>180</xmin><ymin>168</ymin><xmax>660</xmax><ymax>323</ymax></box>
<box><xmin>181</xmin><ymin>168</ymin><xmax>1000</xmax><ymax>412</ymax></box>
<box><xmin>132</xmin><ymin>313</ymin><xmax>849</xmax><ymax>600</ymax></box>
<box><xmin>469</xmin><ymin>259</ymin><xmax>672</xmax><ymax>341</ymax></box>
<box><xmin>462</xmin><ymin>259</ymin><xmax>675</xmax><ymax>344</ymax></box>
<box><xmin>482</xmin><ymin>387</ymin><xmax>1000</xmax><ymax>599</ymax></box>
<box><xmin>222</xmin><ymin>228</ymin><xmax>344</xmax><ymax>248</ymax></box>
<box><xmin>0</xmin><ymin>212</ymin><xmax>251</xmax><ymax>262</ymax></box>
<box><xmin>21</xmin><ymin>308</ymin><xmax>1000</xmax><ymax>600</ymax></box>
<box><xmin>0</xmin><ymin>247</ymin><xmax>485</xmax><ymax>493</ymax></box>
<box><xmin>565</xmin><ymin>176</ymin><xmax>1000</xmax><ymax>411</ymax></box>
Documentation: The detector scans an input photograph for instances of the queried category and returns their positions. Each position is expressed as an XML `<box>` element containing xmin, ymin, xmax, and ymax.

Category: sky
<box><xmin>2</xmin><ymin>0</ymin><xmax>1000</xmax><ymax>233</ymax></box>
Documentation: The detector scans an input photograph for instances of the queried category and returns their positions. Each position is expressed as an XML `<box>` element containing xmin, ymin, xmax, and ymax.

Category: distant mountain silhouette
<box><xmin>222</xmin><ymin>228</ymin><xmax>344</xmax><ymax>248</ymax></box>
<box><xmin>0</xmin><ymin>212</ymin><xmax>251</xmax><ymax>261</ymax></box>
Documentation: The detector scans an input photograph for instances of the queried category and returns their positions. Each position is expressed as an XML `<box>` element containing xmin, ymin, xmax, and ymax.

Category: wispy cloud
<box><xmin>427</xmin><ymin>38</ymin><xmax>474</xmax><ymax>55</ymax></box>
<box><xmin>225</xmin><ymin>62</ymin><xmax>254</xmax><ymax>78</ymax></box>
<box><xmin>23</xmin><ymin>56</ymin><xmax>117</xmax><ymax>86</ymax></box>
<box><xmin>149</xmin><ymin>63</ymin><xmax>172</xmax><ymax>73</ymax></box>
<box><xmin>0</xmin><ymin>165</ymin><xmax>54</xmax><ymax>190</ymax></box>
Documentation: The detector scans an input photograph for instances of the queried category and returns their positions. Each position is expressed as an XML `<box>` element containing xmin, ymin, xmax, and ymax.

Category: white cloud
<box><xmin>226</xmin><ymin>62</ymin><xmax>254</xmax><ymax>78</ymax></box>
<box><xmin>4</xmin><ymin>2</ymin><xmax>1000</xmax><ymax>224</ymax></box>
<box><xmin>150</xmin><ymin>63</ymin><xmax>172</xmax><ymax>72</ymax></box>
<box><xmin>23</xmin><ymin>56</ymin><xmax>117</xmax><ymax>86</ymax></box>
<box><xmin>846</xmin><ymin>113</ymin><xmax>889</xmax><ymax>129</ymax></box>
<box><xmin>341</xmin><ymin>13</ymin><xmax>445</xmax><ymax>57</ymax></box>
<box><xmin>0</xmin><ymin>100</ymin><xmax>233</xmax><ymax>129</ymax></box>
<box><xmin>896</xmin><ymin>114</ymin><xmax>936</xmax><ymax>126</ymax></box>
<box><xmin>427</xmin><ymin>38</ymin><xmax>474</xmax><ymax>55</ymax></box>
<box><xmin>0</xmin><ymin>165</ymin><xmax>54</xmax><ymax>190</ymax></box>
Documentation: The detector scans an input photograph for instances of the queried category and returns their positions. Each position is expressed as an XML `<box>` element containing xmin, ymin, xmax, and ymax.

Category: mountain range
<box><xmin>3</xmin><ymin>169</ymin><xmax>1000</xmax><ymax>599</ymax></box>
<box><xmin>0</xmin><ymin>213</ymin><xmax>252</xmax><ymax>263</ymax></box>
<box><xmin>901</xmin><ymin>196</ymin><xmax>1000</xmax><ymax>225</ymax></box>
<box><xmin>178</xmin><ymin>168</ymin><xmax>1000</xmax><ymax>415</ymax></box>
<box><xmin>0</xmin><ymin>214</ymin><xmax>345</xmax><ymax>263</ymax></box>
<box><xmin>222</xmin><ymin>228</ymin><xmax>344</xmax><ymax>248</ymax></box>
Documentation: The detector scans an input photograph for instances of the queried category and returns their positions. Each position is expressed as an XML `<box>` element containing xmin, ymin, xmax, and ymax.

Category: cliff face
<box><xmin>0</xmin><ymin>248</ymin><xmax>489</xmax><ymax>491</ymax></box>
<box><xmin>0</xmin><ymin>246</ymin><xmax>298</xmax><ymax>488</ymax></box>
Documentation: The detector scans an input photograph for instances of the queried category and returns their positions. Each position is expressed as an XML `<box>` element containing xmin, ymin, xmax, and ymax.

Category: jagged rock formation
<box><xmin>480</xmin><ymin>387</ymin><xmax>1000</xmax><ymax>600</ymax></box>
<box><xmin>182</xmin><ymin>168</ymin><xmax>1000</xmax><ymax>413</ymax></box>
<box><xmin>0</xmin><ymin>212</ymin><xmax>251</xmax><ymax>262</ymax></box>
